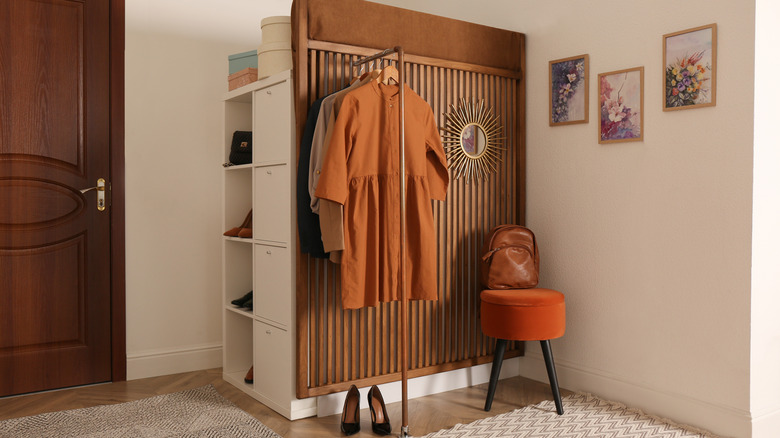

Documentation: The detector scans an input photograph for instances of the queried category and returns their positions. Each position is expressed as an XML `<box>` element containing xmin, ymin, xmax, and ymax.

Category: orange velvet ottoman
<box><xmin>480</xmin><ymin>288</ymin><xmax>566</xmax><ymax>414</ymax></box>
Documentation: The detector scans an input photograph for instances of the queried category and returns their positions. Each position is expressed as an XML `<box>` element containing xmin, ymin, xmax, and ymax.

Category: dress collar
<box><xmin>370</xmin><ymin>80</ymin><xmax>402</xmax><ymax>102</ymax></box>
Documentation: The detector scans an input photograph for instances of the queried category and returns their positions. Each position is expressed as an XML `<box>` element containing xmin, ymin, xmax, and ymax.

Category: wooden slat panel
<box><xmin>445</xmin><ymin>66</ymin><xmax>455</xmax><ymax>366</ymax></box>
<box><xmin>307</xmin><ymin>40</ymin><xmax>523</xmax><ymax>80</ymax></box>
<box><xmin>300</xmin><ymin>46</ymin><xmax>521</xmax><ymax>395</ymax></box>
<box><xmin>307</xmin><ymin>257</ymin><xmax>314</xmax><ymax>386</ymax></box>
<box><xmin>316</xmin><ymin>259</ymin><xmax>325</xmax><ymax>386</ymax></box>
<box><xmin>435</xmin><ymin>65</ymin><xmax>446</xmax><ymax>368</ymax></box>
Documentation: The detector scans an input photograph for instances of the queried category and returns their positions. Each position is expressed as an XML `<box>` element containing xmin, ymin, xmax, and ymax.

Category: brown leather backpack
<box><xmin>480</xmin><ymin>224</ymin><xmax>540</xmax><ymax>289</ymax></box>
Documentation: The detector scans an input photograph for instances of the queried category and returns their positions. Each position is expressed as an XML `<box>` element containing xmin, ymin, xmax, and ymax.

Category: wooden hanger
<box><xmin>351</xmin><ymin>59</ymin><xmax>384</xmax><ymax>84</ymax></box>
<box><xmin>350</xmin><ymin>63</ymin><xmax>366</xmax><ymax>84</ymax></box>
<box><xmin>351</xmin><ymin>69</ymin><xmax>381</xmax><ymax>85</ymax></box>
<box><xmin>377</xmin><ymin>65</ymin><xmax>398</xmax><ymax>85</ymax></box>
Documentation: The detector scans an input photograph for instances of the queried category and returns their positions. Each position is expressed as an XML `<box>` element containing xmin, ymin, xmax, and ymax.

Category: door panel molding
<box><xmin>1</xmin><ymin>0</ymin><xmax>86</xmax><ymax>173</ymax></box>
<box><xmin>0</xmin><ymin>234</ymin><xmax>86</xmax><ymax>351</ymax></box>
<box><xmin>0</xmin><ymin>177</ymin><xmax>85</xmax><ymax>229</ymax></box>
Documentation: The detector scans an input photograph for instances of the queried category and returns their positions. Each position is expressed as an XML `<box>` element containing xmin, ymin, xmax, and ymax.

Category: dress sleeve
<box><xmin>424</xmin><ymin>108</ymin><xmax>450</xmax><ymax>201</ymax></box>
<box><xmin>314</xmin><ymin>95</ymin><xmax>356</xmax><ymax>205</ymax></box>
<box><xmin>308</xmin><ymin>98</ymin><xmax>332</xmax><ymax>212</ymax></box>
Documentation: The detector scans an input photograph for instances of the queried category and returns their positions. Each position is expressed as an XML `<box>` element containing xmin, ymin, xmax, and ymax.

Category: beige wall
<box><xmin>124</xmin><ymin>0</ymin><xmax>291</xmax><ymax>378</ymax></box>
<box><xmin>521</xmin><ymin>3</ymin><xmax>755</xmax><ymax>434</ymax></box>
<box><xmin>124</xmin><ymin>0</ymin><xmax>779</xmax><ymax>435</ymax></box>
<box><xmin>372</xmin><ymin>0</ymin><xmax>758</xmax><ymax>436</ymax></box>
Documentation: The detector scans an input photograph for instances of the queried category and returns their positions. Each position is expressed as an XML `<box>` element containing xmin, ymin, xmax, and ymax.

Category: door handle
<box><xmin>80</xmin><ymin>178</ymin><xmax>107</xmax><ymax>211</ymax></box>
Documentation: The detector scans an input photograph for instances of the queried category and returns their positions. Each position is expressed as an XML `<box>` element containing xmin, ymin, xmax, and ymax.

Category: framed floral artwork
<box><xmin>598</xmin><ymin>67</ymin><xmax>644</xmax><ymax>144</ymax></box>
<box><xmin>549</xmin><ymin>54</ymin><xmax>589</xmax><ymax>126</ymax></box>
<box><xmin>663</xmin><ymin>23</ymin><xmax>717</xmax><ymax>111</ymax></box>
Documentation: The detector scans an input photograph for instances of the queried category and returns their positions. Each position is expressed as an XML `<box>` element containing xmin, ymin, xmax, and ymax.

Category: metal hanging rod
<box><xmin>352</xmin><ymin>45</ymin><xmax>410</xmax><ymax>438</ymax></box>
<box><xmin>353</xmin><ymin>46</ymin><xmax>402</xmax><ymax>66</ymax></box>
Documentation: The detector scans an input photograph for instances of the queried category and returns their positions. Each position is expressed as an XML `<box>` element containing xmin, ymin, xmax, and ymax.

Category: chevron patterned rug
<box><xmin>0</xmin><ymin>385</ymin><xmax>281</xmax><ymax>438</ymax></box>
<box><xmin>421</xmin><ymin>393</ymin><xmax>720</xmax><ymax>438</ymax></box>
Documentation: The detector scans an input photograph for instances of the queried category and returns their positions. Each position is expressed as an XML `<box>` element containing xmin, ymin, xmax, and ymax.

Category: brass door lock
<box><xmin>80</xmin><ymin>178</ymin><xmax>107</xmax><ymax>211</ymax></box>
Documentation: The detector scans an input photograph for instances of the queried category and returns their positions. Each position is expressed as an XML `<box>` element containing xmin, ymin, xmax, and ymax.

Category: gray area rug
<box><xmin>421</xmin><ymin>393</ymin><xmax>720</xmax><ymax>438</ymax></box>
<box><xmin>0</xmin><ymin>385</ymin><xmax>281</xmax><ymax>438</ymax></box>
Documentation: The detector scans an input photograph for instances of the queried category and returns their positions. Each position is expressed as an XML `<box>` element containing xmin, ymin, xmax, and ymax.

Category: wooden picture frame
<box><xmin>549</xmin><ymin>54</ymin><xmax>589</xmax><ymax>126</ymax></box>
<box><xmin>663</xmin><ymin>23</ymin><xmax>717</xmax><ymax>111</ymax></box>
<box><xmin>598</xmin><ymin>66</ymin><xmax>644</xmax><ymax>144</ymax></box>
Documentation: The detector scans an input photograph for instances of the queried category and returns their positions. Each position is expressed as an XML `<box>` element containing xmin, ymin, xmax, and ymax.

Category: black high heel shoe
<box><xmin>341</xmin><ymin>384</ymin><xmax>360</xmax><ymax>435</ymax></box>
<box><xmin>231</xmin><ymin>291</ymin><xmax>252</xmax><ymax>308</ymax></box>
<box><xmin>367</xmin><ymin>385</ymin><xmax>391</xmax><ymax>435</ymax></box>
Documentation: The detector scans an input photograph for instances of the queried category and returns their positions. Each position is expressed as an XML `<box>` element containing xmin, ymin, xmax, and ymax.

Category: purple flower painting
<box><xmin>549</xmin><ymin>55</ymin><xmax>589</xmax><ymax>126</ymax></box>
<box><xmin>663</xmin><ymin>24</ymin><xmax>717</xmax><ymax>111</ymax></box>
<box><xmin>598</xmin><ymin>67</ymin><xmax>644</xmax><ymax>144</ymax></box>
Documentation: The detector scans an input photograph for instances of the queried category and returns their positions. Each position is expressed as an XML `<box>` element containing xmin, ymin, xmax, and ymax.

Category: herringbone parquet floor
<box><xmin>0</xmin><ymin>368</ymin><xmax>571</xmax><ymax>437</ymax></box>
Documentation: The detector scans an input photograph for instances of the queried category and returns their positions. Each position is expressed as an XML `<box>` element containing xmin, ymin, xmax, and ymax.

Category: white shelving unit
<box><xmin>221</xmin><ymin>70</ymin><xmax>316</xmax><ymax>420</ymax></box>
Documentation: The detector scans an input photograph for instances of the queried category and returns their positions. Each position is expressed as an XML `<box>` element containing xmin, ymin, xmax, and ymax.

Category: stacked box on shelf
<box><xmin>228</xmin><ymin>50</ymin><xmax>258</xmax><ymax>91</ymax></box>
<box><xmin>258</xmin><ymin>16</ymin><xmax>292</xmax><ymax>80</ymax></box>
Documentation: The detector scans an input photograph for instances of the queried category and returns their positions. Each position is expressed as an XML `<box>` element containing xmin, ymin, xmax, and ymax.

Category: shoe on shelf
<box><xmin>243</xmin><ymin>298</ymin><xmax>253</xmax><ymax>310</ymax></box>
<box><xmin>231</xmin><ymin>291</ymin><xmax>252</xmax><ymax>307</ymax></box>
<box><xmin>341</xmin><ymin>384</ymin><xmax>360</xmax><ymax>436</ymax></box>
<box><xmin>223</xmin><ymin>209</ymin><xmax>252</xmax><ymax>237</ymax></box>
<box><xmin>368</xmin><ymin>385</ymin><xmax>391</xmax><ymax>435</ymax></box>
<box><xmin>237</xmin><ymin>210</ymin><xmax>253</xmax><ymax>238</ymax></box>
<box><xmin>244</xmin><ymin>366</ymin><xmax>253</xmax><ymax>384</ymax></box>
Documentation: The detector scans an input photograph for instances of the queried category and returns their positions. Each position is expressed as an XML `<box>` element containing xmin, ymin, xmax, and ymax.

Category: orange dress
<box><xmin>315</xmin><ymin>81</ymin><xmax>449</xmax><ymax>309</ymax></box>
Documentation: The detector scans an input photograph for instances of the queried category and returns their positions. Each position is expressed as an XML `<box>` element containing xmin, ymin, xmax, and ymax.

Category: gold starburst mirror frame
<box><xmin>441</xmin><ymin>99</ymin><xmax>505</xmax><ymax>183</ymax></box>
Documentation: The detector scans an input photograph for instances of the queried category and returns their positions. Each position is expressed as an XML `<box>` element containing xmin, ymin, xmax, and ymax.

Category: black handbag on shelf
<box><xmin>228</xmin><ymin>131</ymin><xmax>252</xmax><ymax>165</ymax></box>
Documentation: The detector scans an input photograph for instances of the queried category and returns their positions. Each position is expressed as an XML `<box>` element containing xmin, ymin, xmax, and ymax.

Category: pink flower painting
<box><xmin>598</xmin><ymin>67</ymin><xmax>644</xmax><ymax>144</ymax></box>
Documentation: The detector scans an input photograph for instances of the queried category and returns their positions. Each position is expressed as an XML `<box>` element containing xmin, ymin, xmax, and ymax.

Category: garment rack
<box><xmin>353</xmin><ymin>46</ymin><xmax>410</xmax><ymax>438</ymax></box>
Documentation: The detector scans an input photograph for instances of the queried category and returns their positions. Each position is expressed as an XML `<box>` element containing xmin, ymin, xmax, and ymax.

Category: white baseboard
<box><xmin>124</xmin><ymin>343</ymin><xmax>759</xmax><ymax>437</ymax></box>
<box><xmin>751</xmin><ymin>406</ymin><xmax>780</xmax><ymax>438</ymax></box>
<box><xmin>515</xmin><ymin>350</ymin><xmax>751</xmax><ymax>438</ymax></box>
<box><xmin>127</xmin><ymin>344</ymin><xmax>223</xmax><ymax>380</ymax></box>
<box><xmin>224</xmin><ymin>371</ymin><xmax>318</xmax><ymax>421</ymax></box>
<box><xmin>315</xmin><ymin>356</ymin><xmax>523</xmax><ymax>417</ymax></box>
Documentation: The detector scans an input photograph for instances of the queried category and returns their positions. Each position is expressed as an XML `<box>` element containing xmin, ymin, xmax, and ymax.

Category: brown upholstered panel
<box><xmin>300</xmin><ymin>0</ymin><xmax>522</xmax><ymax>72</ymax></box>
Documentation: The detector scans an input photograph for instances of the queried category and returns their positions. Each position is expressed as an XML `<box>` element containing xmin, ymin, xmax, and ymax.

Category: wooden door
<box><xmin>0</xmin><ymin>0</ymin><xmax>113</xmax><ymax>396</ymax></box>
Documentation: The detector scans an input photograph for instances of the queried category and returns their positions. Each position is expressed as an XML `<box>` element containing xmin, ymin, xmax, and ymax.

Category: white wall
<box><xmin>750</xmin><ymin>1</ymin><xmax>780</xmax><ymax>436</ymax></box>
<box><xmin>125</xmin><ymin>0</ymin><xmax>291</xmax><ymax>379</ymax></box>
<box><xmin>371</xmin><ymin>1</ymin><xmax>757</xmax><ymax>436</ymax></box>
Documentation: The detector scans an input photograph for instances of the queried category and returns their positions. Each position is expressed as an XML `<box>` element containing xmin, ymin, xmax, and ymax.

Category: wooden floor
<box><xmin>0</xmin><ymin>368</ymin><xmax>571</xmax><ymax>437</ymax></box>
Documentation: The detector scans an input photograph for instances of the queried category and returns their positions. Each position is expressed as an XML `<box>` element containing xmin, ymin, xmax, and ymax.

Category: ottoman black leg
<box><xmin>484</xmin><ymin>339</ymin><xmax>508</xmax><ymax>411</ymax></box>
<box><xmin>540</xmin><ymin>340</ymin><xmax>564</xmax><ymax>415</ymax></box>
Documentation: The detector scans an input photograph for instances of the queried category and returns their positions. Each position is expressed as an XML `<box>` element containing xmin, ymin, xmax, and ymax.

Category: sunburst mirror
<box><xmin>441</xmin><ymin>99</ymin><xmax>505</xmax><ymax>183</ymax></box>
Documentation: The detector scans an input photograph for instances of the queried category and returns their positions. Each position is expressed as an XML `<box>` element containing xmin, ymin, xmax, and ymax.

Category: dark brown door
<box><xmin>0</xmin><ymin>0</ymin><xmax>112</xmax><ymax>396</ymax></box>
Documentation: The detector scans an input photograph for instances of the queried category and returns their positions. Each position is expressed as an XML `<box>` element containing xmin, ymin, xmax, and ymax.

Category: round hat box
<box><xmin>261</xmin><ymin>16</ymin><xmax>291</xmax><ymax>44</ymax></box>
<box><xmin>257</xmin><ymin>42</ymin><xmax>292</xmax><ymax>79</ymax></box>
